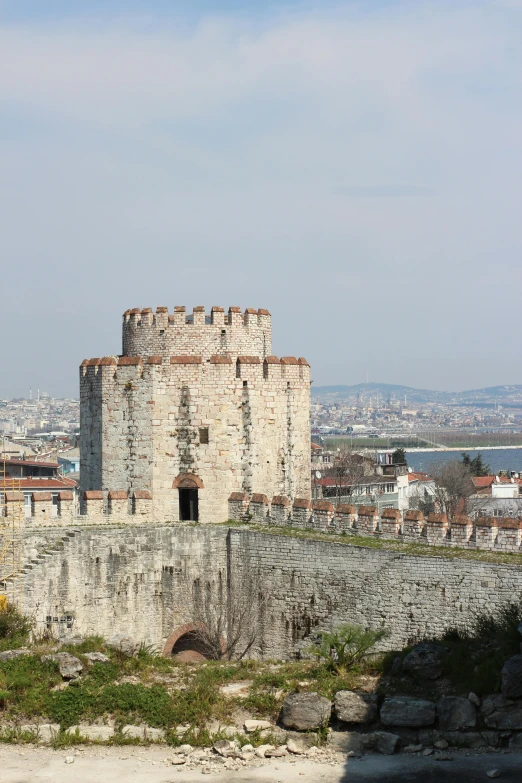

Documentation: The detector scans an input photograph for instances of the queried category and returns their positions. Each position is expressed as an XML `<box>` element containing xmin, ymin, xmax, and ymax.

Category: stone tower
<box><xmin>80</xmin><ymin>306</ymin><xmax>311</xmax><ymax>522</ymax></box>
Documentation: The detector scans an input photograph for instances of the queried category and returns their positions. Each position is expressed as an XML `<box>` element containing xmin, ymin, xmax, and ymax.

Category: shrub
<box><xmin>0</xmin><ymin>606</ymin><xmax>31</xmax><ymax>651</ymax></box>
<box><xmin>307</xmin><ymin>623</ymin><xmax>387</xmax><ymax>674</ymax></box>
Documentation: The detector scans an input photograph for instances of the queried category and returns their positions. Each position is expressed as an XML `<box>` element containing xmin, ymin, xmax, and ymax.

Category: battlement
<box><xmin>227</xmin><ymin>494</ymin><xmax>522</xmax><ymax>555</ymax></box>
<box><xmin>80</xmin><ymin>354</ymin><xmax>311</xmax><ymax>384</ymax></box>
<box><xmin>8</xmin><ymin>489</ymin><xmax>521</xmax><ymax>558</ymax></box>
<box><xmin>122</xmin><ymin>306</ymin><xmax>272</xmax><ymax>359</ymax></box>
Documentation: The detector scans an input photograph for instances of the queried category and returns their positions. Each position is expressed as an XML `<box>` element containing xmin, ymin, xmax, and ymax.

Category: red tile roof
<box><xmin>0</xmin><ymin>477</ymin><xmax>77</xmax><ymax>490</ymax></box>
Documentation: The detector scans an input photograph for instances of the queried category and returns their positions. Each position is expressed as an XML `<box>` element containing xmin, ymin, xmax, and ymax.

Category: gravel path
<box><xmin>1</xmin><ymin>746</ymin><xmax>522</xmax><ymax>783</ymax></box>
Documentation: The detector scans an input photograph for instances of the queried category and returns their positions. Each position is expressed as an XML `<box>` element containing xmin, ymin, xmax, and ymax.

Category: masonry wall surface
<box><xmin>80</xmin><ymin>307</ymin><xmax>311</xmax><ymax>523</ymax></box>
<box><xmin>17</xmin><ymin>525</ymin><xmax>522</xmax><ymax>656</ymax></box>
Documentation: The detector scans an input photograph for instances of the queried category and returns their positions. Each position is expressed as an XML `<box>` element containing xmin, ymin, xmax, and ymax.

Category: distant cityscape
<box><xmin>311</xmin><ymin>382</ymin><xmax>522</xmax><ymax>447</ymax></box>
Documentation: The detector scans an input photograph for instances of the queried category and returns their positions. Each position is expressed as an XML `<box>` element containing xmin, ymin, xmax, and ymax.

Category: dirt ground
<box><xmin>1</xmin><ymin>745</ymin><xmax>522</xmax><ymax>783</ymax></box>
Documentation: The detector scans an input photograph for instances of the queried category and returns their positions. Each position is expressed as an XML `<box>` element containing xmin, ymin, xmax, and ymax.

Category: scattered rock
<box><xmin>334</xmin><ymin>691</ymin><xmax>379</xmax><ymax>724</ymax></box>
<box><xmin>423</xmin><ymin>748</ymin><xmax>434</xmax><ymax>756</ymax></box>
<box><xmin>170</xmin><ymin>755</ymin><xmax>187</xmax><ymax>765</ymax></box>
<box><xmin>402</xmin><ymin>643</ymin><xmax>447</xmax><ymax>680</ymax></box>
<box><xmin>287</xmin><ymin>736</ymin><xmax>315</xmax><ymax>754</ymax></box>
<box><xmin>85</xmin><ymin>652</ymin><xmax>110</xmax><ymax>664</ymax></box>
<box><xmin>380</xmin><ymin>697</ymin><xmax>436</xmax><ymax>727</ymax></box>
<box><xmin>240</xmin><ymin>744</ymin><xmax>254</xmax><ymax>753</ymax></box>
<box><xmin>486</xmin><ymin>771</ymin><xmax>500</xmax><ymax>779</ymax></box>
<box><xmin>255</xmin><ymin>744</ymin><xmax>274</xmax><ymax>758</ymax></box>
<box><xmin>434</xmin><ymin>739</ymin><xmax>448</xmax><ymax>750</ymax></box>
<box><xmin>501</xmin><ymin>655</ymin><xmax>522</xmax><ymax>700</ymax></box>
<box><xmin>404</xmin><ymin>744</ymin><xmax>423</xmax><ymax>753</ymax></box>
<box><xmin>63</xmin><ymin>636</ymin><xmax>85</xmax><ymax>646</ymax></box>
<box><xmin>468</xmin><ymin>692</ymin><xmax>481</xmax><ymax>707</ymax></box>
<box><xmin>373</xmin><ymin>731</ymin><xmax>400</xmax><ymax>755</ymax></box>
<box><xmin>265</xmin><ymin>745</ymin><xmax>288</xmax><ymax>757</ymax></box>
<box><xmin>244</xmin><ymin>719</ymin><xmax>273</xmax><ymax>733</ymax></box>
<box><xmin>279</xmin><ymin>692</ymin><xmax>331</xmax><ymax>731</ymax></box>
<box><xmin>64</xmin><ymin>756</ymin><xmax>74</xmax><ymax>764</ymax></box>
<box><xmin>0</xmin><ymin>649</ymin><xmax>29</xmax><ymax>661</ymax></box>
<box><xmin>178</xmin><ymin>744</ymin><xmax>193</xmax><ymax>754</ymax></box>
<box><xmin>213</xmin><ymin>740</ymin><xmax>240</xmax><ymax>759</ymax></box>
<box><xmin>437</xmin><ymin>696</ymin><xmax>476</xmax><ymax>730</ymax></box>
<box><xmin>433</xmin><ymin>752</ymin><xmax>453</xmax><ymax>761</ymax></box>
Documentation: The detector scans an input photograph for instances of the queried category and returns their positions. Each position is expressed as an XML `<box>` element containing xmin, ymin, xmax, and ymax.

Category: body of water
<box><xmin>405</xmin><ymin>448</ymin><xmax>522</xmax><ymax>474</ymax></box>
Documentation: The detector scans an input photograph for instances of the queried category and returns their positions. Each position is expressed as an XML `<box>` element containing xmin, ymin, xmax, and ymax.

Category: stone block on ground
<box><xmin>484</xmin><ymin>705</ymin><xmax>522</xmax><ymax>730</ymax></box>
<box><xmin>334</xmin><ymin>691</ymin><xmax>378</xmax><ymax>724</ymax></box>
<box><xmin>0</xmin><ymin>649</ymin><xmax>29</xmax><ymax>661</ymax></box>
<box><xmin>373</xmin><ymin>731</ymin><xmax>400</xmax><ymax>755</ymax></box>
<box><xmin>66</xmin><ymin>725</ymin><xmax>114</xmax><ymax>740</ymax></box>
<box><xmin>41</xmin><ymin>652</ymin><xmax>83</xmax><ymax>680</ymax></box>
<box><xmin>21</xmin><ymin>723</ymin><xmax>59</xmax><ymax>743</ymax></box>
<box><xmin>501</xmin><ymin>655</ymin><xmax>522</xmax><ymax>699</ymax></box>
<box><xmin>380</xmin><ymin>697</ymin><xmax>436</xmax><ymax>727</ymax></box>
<box><xmin>122</xmin><ymin>725</ymin><xmax>145</xmax><ymax>739</ymax></box>
<box><xmin>279</xmin><ymin>692</ymin><xmax>331</xmax><ymax>730</ymax></box>
<box><xmin>443</xmin><ymin>732</ymin><xmax>487</xmax><ymax>749</ymax></box>
<box><xmin>144</xmin><ymin>726</ymin><xmax>165</xmax><ymax>741</ymax></box>
<box><xmin>437</xmin><ymin>696</ymin><xmax>476</xmax><ymax>730</ymax></box>
<box><xmin>402</xmin><ymin>643</ymin><xmax>447</xmax><ymax>680</ymax></box>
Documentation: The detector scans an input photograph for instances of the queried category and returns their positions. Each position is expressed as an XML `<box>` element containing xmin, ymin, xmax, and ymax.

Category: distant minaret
<box><xmin>29</xmin><ymin>388</ymin><xmax>32</xmax><ymax>401</ymax></box>
<box><xmin>37</xmin><ymin>388</ymin><xmax>40</xmax><ymax>403</ymax></box>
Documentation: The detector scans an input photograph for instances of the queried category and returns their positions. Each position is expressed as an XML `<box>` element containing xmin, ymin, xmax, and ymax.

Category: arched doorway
<box><xmin>172</xmin><ymin>474</ymin><xmax>204</xmax><ymax>522</ymax></box>
<box><xmin>163</xmin><ymin>623</ymin><xmax>213</xmax><ymax>662</ymax></box>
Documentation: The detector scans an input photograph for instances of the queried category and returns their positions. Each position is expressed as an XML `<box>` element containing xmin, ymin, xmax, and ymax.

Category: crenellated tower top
<box><xmin>122</xmin><ymin>306</ymin><xmax>272</xmax><ymax>360</ymax></box>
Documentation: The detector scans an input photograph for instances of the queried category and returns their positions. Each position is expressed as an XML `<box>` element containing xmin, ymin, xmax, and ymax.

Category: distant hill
<box><xmin>312</xmin><ymin>382</ymin><xmax>522</xmax><ymax>406</ymax></box>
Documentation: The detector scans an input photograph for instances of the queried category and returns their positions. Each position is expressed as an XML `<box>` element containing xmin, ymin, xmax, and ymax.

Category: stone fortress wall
<box><xmin>80</xmin><ymin>306</ymin><xmax>311</xmax><ymax>523</ymax></box>
<box><xmin>228</xmin><ymin>496</ymin><xmax>522</xmax><ymax>554</ymax></box>
<box><xmin>6</xmin><ymin>490</ymin><xmax>521</xmax><ymax>555</ymax></box>
<box><xmin>13</xmin><ymin>523</ymin><xmax>522</xmax><ymax>657</ymax></box>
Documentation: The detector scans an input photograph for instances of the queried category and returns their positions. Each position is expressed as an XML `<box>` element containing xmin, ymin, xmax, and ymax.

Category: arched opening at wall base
<box><xmin>163</xmin><ymin>623</ymin><xmax>214</xmax><ymax>661</ymax></box>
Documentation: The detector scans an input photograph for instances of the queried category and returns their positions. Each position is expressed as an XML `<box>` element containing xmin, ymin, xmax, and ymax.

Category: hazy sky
<box><xmin>1</xmin><ymin>0</ymin><xmax>521</xmax><ymax>398</ymax></box>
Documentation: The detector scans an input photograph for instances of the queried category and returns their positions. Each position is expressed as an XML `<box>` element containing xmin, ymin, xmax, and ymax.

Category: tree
<box><xmin>430</xmin><ymin>460</ymin><xmax>476</xmax><ymax>521</ymax></box>
<box><xmin>460</xmin><ymin>452</ymin><xmax>490</xmax><ymax>477</ymax></box>
<box><xmin>190</xmin><ymin>569</ymin><xmax>267</xmax><ymax>660</ymax></box>
<box><xmin>392</xmin><ymin>448</ymin><xmax>407</xmax><ymax>466</ymax></box>
<box><xmin>323</xmin><ymin>447</ymin><xmax>371</xmax><ymax>505</ymax></box>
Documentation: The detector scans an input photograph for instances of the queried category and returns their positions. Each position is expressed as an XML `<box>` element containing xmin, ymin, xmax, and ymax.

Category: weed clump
<box><xmin>0</xmin><ymin>606</ymin><xmax>31</xmax><ymax>652</ymax></box>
